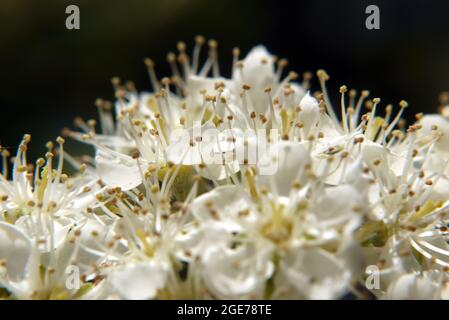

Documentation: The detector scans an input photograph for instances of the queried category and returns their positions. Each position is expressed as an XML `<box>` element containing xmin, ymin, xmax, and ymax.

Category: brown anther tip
<box><xmin>131</xmin><ymin>150</ymin><xmax>140</xmax><ymax>159</ymax></box>
<box><xmin>46</xmin><ymin>141</ymin><xmax>54</xmax><ymax>151</ymax></box>
<box><xmin>144</xmin><ymin>58</ymin><xmax>155</xmax><ymax>68</ymax></box>
<box><xmin>79</xmin><ymin>163</ymin><xmax>87</xmax><ymax>174</ymax></box>
<box><xmin>167</xmin><ymin>52</ymin><xmax>176</xmax><ymax>62</ymax></box>
<box><xmin>361</xmin><ymin>90</ymin><xmax>370</xmax><ymax>97</ymax></box>
<box><xmin>303</xmin><ymin>71</ymin><xmax>313</xmax><ymax>80</ymax></box>
<box><xmin>161</xmin><ymin>77</ymin><xmax>171</xmax><ymax>86</ymax></box>
<box><xmin>208</xmin><ymin>39</ymin><xmax>218</xmax><ymax>48</ymax></box>
<box><xmin>1</xmin><ymin>149</ymin><xmax>10</xmax><ymax>157</ymax></box>
<box><xmin>56</xmin><ymin>136</ymin><xmax>65</xmax><ymax>145</ymax></box>
<box><xmin>61</xmin><ymin>128</ymin><xmax>72</xmax><ymax>137</ymax></box>
<box><xmin>289</xmin><ymin>71</ymin><xmax>298</xmax><ymax>80</ymax></box>
<box><xmin>111</xmin><ymin>77</ymin><xmax>121</xmax><ymax>86</ymax></box>
<box><xmin>339</xmin><ymin>85</ymin><xmax>348</xmax><ymax>93</ymax></box>
<box><xmin>277</xmin><ymin>58</ymin><xmax>288</xmax><ymax>68</ymax></box>
<box><xmin>125</xmin><ymin>81</ymin><xmax>136</xmax><ymax>92</ymax></box>
<box><xmin>115</xmin><ymin>89</ymin><xmax>126</xmax><ymax>99</ymax></box>
<box><xmin>415</xmin><ymin>112</ymin><xmax>424</xmax><ymax>120</ymax></box>
<box><xmin>177</xmin><ymin>41</ymin><xmax>186</xmax><ymax>52</ymax></box>
<box><xmin>94</xmin><ymin>98</ymin><xmax>104</xmax><ymax>108</ymax></box>
<box><xmin>316</xmin><ymin>69</ymin><xmax>329</xmax><ymax>81</ymax></box>
<box><xmin>195</xmin><ymin>35</ymin><xmax>205</xmax><ymax>45</ymax></box>
<box><xmin>399</xmin><ymin>100</ymin><xmax>408</xmax><ymax>108</ymax></box>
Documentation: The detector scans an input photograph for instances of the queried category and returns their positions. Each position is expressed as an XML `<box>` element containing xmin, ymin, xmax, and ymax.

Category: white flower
<box><xmin>384</xmin><ymin>272</ymin><xmax>445</xmax><ymax>300</ymax></box>
<box><xmin>0</xmin><ymin>135</ymin><xmax>97</xmax><ymax>222</ymax></box>
<box><xmin>4</xmin><ymin>38</ymin><xmax>449</xmax><ymax>300</ymax></box>
<box><xmin>0</xmin><ymin>221</ymin><xmax>100</xmax><ymax>299</ymax></box>
<box><xmin>108</xmin><ymin>262</ymin><xmax>168</xmax><ymax>300</ymax></box>
<box><xmin>184</xmin><ymin>139</ymin><xmax>364</xmax><ymax>298</ymax></box>
<box><xmin>277</xmin><ymin>248</ymin><xmax>351</xmax><ymax>300</ymax></box>
<box><xmin>200</xmin><ymin>244</ymin><xmax>274</xmax><ymax>299</ymax></box>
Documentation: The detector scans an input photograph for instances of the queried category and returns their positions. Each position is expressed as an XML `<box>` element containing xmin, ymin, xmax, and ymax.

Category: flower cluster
<box><xmin>2</xmin><ymin>37</ymin><xmax>449</xmax><ymax>300</ymax></box>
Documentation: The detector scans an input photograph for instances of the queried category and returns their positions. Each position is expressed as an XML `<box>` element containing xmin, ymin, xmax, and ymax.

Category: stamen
<box><xmin>302</xmin><ymin>71</ymin><xmax>313</xmax><ymax>90</ymax></box>
<box><xmin>384</xmin><ymin>100</ymin><xmax>408</xmax><ymax>139</ymax></box>
<box><xmin>340</xmin><ymin>85</ymin><xmax>349</xmax><ymax>133</ymax></box>
<box><xmin>317</xmin><ymin>69</ymin><xmax>339</xmax><ymax>125</ymax></box>
<box><xmin>144</xmin><ymin>58</ymin><xmax>161</xmax><ymax>91</ymax></box>
<box><xmin>208</xmin><ymin>39</ymin><xmax>220</xmax><ymax>77</ymax></box>
<box><xmin>276</xmin><ymin>58</ymin><xmax>288</xmax><ymax>81</ymax></box>
<box><xmin>95</xmin><ymin>99</ymin><xmax>115</xmax><ymax>135</ymax></box>
<box><xmin>192</xmin><ymin>35</ymin><xmax>205</xmax><ymax>75</ymax></box>
<box><xmin>351</xmin><ymin>90</ymin><xmax>370</xmax><ymax>131</ymax></box>
<box><xmin>232</xmin><ymin>47</ymin><xmax>240</xmax><ymax>78</ymax></box>
<box><xmin>264</xmin><ymin>87</ymin><xmax>279</xmax><ymax>129</ymax></box>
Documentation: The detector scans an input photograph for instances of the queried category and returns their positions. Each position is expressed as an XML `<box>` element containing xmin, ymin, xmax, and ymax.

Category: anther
<box><xmin>195</xmin><ymin>35</ymin><xmax>205</xmax><ymax>45</ymax></box>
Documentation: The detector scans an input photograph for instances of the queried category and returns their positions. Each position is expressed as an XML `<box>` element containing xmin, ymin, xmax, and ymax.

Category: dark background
<box><xmin>1</xmin><ymin>0</ymin><xmax>449</xmax><ymax>160</ymax></box>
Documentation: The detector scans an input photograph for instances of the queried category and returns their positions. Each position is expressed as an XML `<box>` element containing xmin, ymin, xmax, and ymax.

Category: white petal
<box><xmin>299</xmin><ymin>92</ymin><xmax>318</xmax><ymax>108</ymax></box>
<box><xmin>167</xmin><ymin>122</ymin><xmax>217</xmax><ymax>166</ymax></box>
<box><xmin>91</xmin><ymin>134</ymin><xmax>133</xmax><ymax>151</ymax></box>
<box><xmin>343</xmin><ymin>158</ymin><xmax>371</xmax><ymax>192</ymax></box>
<box><xmin>202</xmin><ymin>246</ymin><xmax>273</xmax><ymax>299</ymax></box>
<box><xmin>166</xmin><ymin>142</ymin><xmax>203</xmax><ymax>165</ymax></box>
<box><xmin>429</xmin><ymin>176</ymin><xmax>449</xmax><ymax>202</ymax></box>
<box><xmin>190</xmin><ymin>185</ymin><xmax>255</xmax><ymax>225</ymax></box>
<box><xmin>196</xmin><ymin>161</ymin><xmax>241</xmax><ymax>181</ymax></box>
<box><xmin>233</xmin><ymin>46</ymin><xmax>276</xmax><ymax>114</ymax></box>
<box><xmin>109</xmin><ymin>262</ymin><xmax>167</xmax><ymax>300</ymax></box>
<box><xmin>385</xmin><ymin>273</ymin><xmax>440</xmax><ymax>300</ymax></box>
<box><xmin>290</xmin><ymin>83</ymin><xmax>306</xmax><ymax>105</ymax></box>
<box><xmin>422</xmin><ymin>153</ymin><xmax>449</xmax><ymax>176</ymax></box>
<box><xmin>313</xmin><ymin>185</ymin><xmax>362</xmax><ymax>223</ymax></box>
<box><xmin>0</xmin><ymin>222</ymin><xmax>32</xmax><ymax>281</ymax></box>
<box><xmin>258</xmin><ymin>141</ymin><xmax>311</xmax><ymax>196</ymax></box>
<box><xmin>281</xmin><ymin>248</ymin><xmax>350</xmax><ymax>299</ymax></box>
<box><xmin>419</xmin><ymin>114</ymin><xmax>449</xmax><ymax>154</ymax></box>
<box><xmin>361</xmin><ymin>140</ymin><xmax>400</xmax><ymax>187</ymax></box>
<box><xmin>236</xmin><ymin>46</ymin><xmax>275</xmax><ymax>86</ymax></box>
<box><xmin>15</xmin><ymin>216</ymin><xmax>71</xmax><ymax>253</ymax></box>
<box><xmin>186</xmin><ymin>75</ymin><xmax>232</xmax><ymax>108</ymax></box>
<box><xmin>95</xmin><ymin>151</ymin><xmax>142</xmax><ymax>191</ymax></box>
